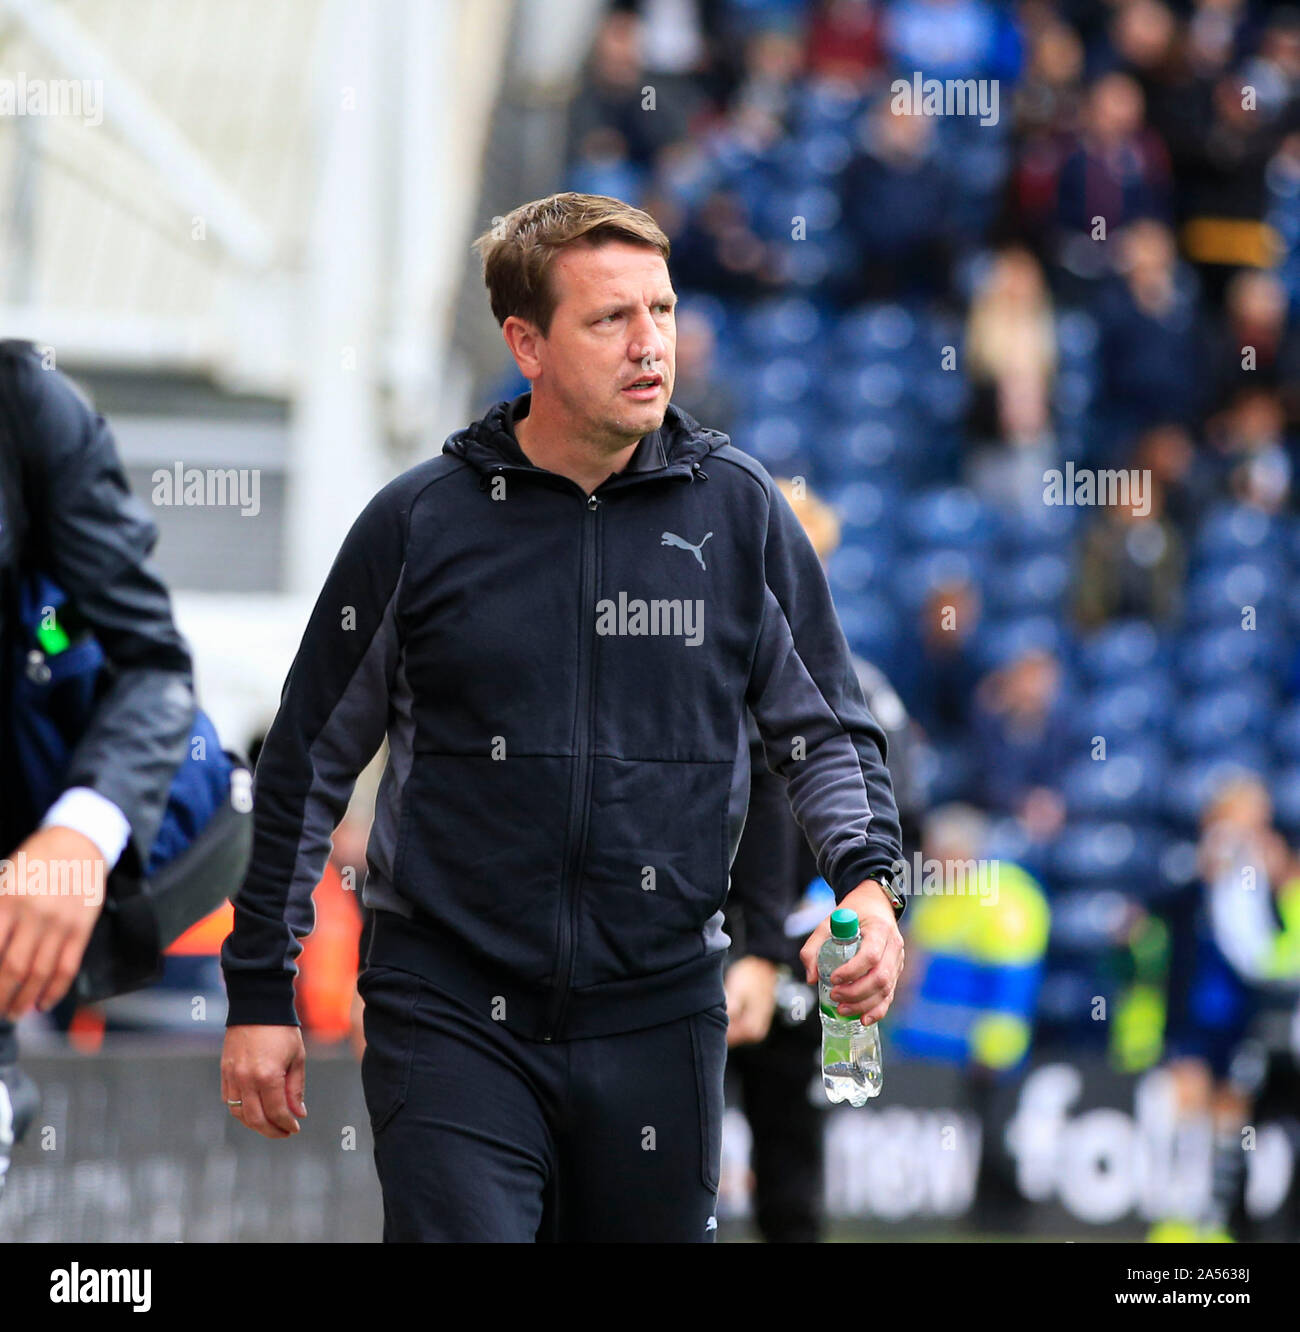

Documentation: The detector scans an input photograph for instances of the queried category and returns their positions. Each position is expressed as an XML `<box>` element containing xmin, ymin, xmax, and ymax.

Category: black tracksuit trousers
<box><xmin>358</xmin><ymin>964</ymin><xmax>727</xmax><ymax>1242</ymax></box>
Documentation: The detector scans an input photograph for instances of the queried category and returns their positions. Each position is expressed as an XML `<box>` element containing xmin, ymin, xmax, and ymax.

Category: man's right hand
<box><xmin>221</xmin><ymin>1025</ymin><xmax>308</xmax><ymax>1139</ymax></box>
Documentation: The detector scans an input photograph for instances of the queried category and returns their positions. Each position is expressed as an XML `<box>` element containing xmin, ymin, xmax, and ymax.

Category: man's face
<box><xmin>529</xmin><ymin>240</ymin><xmax>677</xmax><ymax>447</ymax></box>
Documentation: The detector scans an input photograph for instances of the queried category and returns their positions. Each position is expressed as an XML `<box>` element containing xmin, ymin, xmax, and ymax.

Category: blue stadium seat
<box><xmin>1060</xmin><ymin>753</ymin><xmax>1166</xmax><ymax>819</ymax></box>
<box><xmin>1271</xmin><ymin>765</ymin><xmax>1300</xmax><ymax>837</ymax></box>
<box><xmin>895</xmin><ymin>547</ymin><xmax>988</xmax><ymax>613</ymax></box>
<box><xmin>1077</xmin><ymin>619</ymin><xmax>1165</xmax><ymax>685</ymax></box>
<box><xmin>1175</xmin><ymin>626</ymin><xmax>1283</xmax><ymax>689</ymax></box>
<box><xmin>981</xmin><ymin>552</ymin><xmax>1071</xmax><ymax>618</ymax></box>
<box><xmin>809</xmin><ymin>418</ymin><xmax>902</xmax><ymax>484</ymax></box>
<box><xmin>1274</xmin><ymin>701</ymin><xmax>1300</xmax><ymax>763</ymax></box>
<box><xmin>900</xmin><ymin>486</ymin><xmax>995</xmax><ymax>551</ymax></box>
<box><xmin>830</xmin><ymin>480</ymin><xmax>900</xmax><ymax>549</ymax></box>
<box><xmin>995</xmin><ymin>497</ymin><xmax>1079</xmax><ymax>556</ymax></box>
<box><xmin>837</xmin><ymin>596</ymin><xmax>901</xmax><ymax>674</ymax></box>
<box><xmin>970</xmin><ymin>614</ymin><xmax>1063</xmax><ymax>672</ymax></box>
<box><xmin>1165</xmin><ymin>756</ymin><xmax>1273</xmax><ymax>827</ymax></box>
<box><xmin>827</xmin><ymin>544</ymin><xmax>891</xmax><ymax>600</ymax></box>
<box><xmin>1048</xmin><ymin>820</ymin><xmax>1163</xmax><ymax>892</ymax></box>
<box><xmin>1172</xmin><ymin>683</ymin><xmax>1274</xmax><ymax>755</ymax></box>
<box><xmin>1194</xmin><ymin>503</ymin><xmax>1281</xmax><ymax>564</ymax></box>
<box><xmin>1184</xmin><ymin>561</ymin><xmax>1286</xmax><ymax>629</ymax></box>
<box><xmin>1072</xmin><ymin>676</ymin><xmax>1173</xmax><ymax>740</ymax></box>
<box><xmin>736</xmin><ymin>296</ymin><xmax>825</xmax><ymax>356</ymax></box>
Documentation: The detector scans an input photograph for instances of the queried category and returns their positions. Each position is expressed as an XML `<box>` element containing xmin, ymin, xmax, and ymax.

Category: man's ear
<box><xmin>502</xmin><ymin>315</ymin><xmax>543</xmax><ymax>380</ymax></box>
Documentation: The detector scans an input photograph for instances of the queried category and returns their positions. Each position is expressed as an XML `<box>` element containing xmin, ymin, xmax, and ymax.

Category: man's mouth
<box><xmin>622</xmin><ymin>374</ymin><xmax>663</xmax><ymax>397</ymax></box>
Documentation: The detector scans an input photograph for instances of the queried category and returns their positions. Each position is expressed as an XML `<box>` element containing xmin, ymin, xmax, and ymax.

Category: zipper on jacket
<box><xmin>543</xmin><ymin>489</ymin><xmax>602</xmax><ymax>1041</ymax></box>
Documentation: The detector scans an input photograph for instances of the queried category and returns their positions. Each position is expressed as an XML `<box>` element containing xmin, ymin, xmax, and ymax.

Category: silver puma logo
<box><xmin>661</xmin><ymin>530</ymin><xmax>713</xmax><ymax>570</ymax></box>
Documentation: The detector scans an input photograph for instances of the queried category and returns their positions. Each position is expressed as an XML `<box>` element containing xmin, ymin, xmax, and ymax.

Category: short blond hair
<box><xmin>472</xmin><ymin>192</ymin><xmax>671</xmax><ymax>337</ymax></box>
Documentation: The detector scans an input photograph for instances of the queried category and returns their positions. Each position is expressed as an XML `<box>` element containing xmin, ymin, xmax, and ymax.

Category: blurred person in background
<box><xmin>964</xmin><ymin>246</ymin><xmax>1060</xmax><ymax>509</ymax></box>
<box><xmin>725</xmin><ymin>478</ymin><xmax>925</xmax><ymax>1243</ymax></box>
<box><xmin>1212</xmin><ymin>268</ymin><xmax>1300</xmax><ymax>423</ymax></box>
<box><xmin>665</xmin><ymin>305</ymin><xmax>736</xmax><ymax>438</ymax></box>
<box><xmin>1154</xmin><ymin>774</ymin><xmax>1300</xmax><ymax>1241</ymax></box>
<box><xmin>969</xmin><ymin>647</ymin><xmax>1070</xmax><ymax>842</ymax></box>
<box><xmin>1072</xmin><ymin>471</ymin><xmax>1185</xmax><ymax>630</ymax></box>
<box><xmin>905</xmin><ymin>577</ymin><xmax>983</xmax><ymax>755</ymax></box>
<box><xmin>840</xmin><ymin>96</ymin><xmax>956</xmax><ymax>301</ymax></box>
<box><xmin>0</xmin><ymin>341</ymin><xmax>195</xmax><ymax>1200</ymax></box>
<box><xmin>1206</xmin><ymin>385</ymin><xmax>1293</xmax><ymax>515</ymax></box>
<box><xmin>805</xmin><ymin>0</ymin><xmax>886</xmax><ymax>86</ymax></box>
<box><xmin>890</xmin><ymin>803</ymin><xmax>1049</xmax><ymax>1229</ymax></box>
<box><xmin>1054</xmin><ymin>73</ymin><xmax>1173</xmax><ymax>284</ymax></box>
<box><xmin>1092</xmin><ymin>218</ymin><xmax>1209</xmax><ymax>461</ymax></box>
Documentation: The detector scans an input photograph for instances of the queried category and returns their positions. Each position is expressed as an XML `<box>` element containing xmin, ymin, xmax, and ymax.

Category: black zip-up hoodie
<box><xmin>222</xmin><ymin>394</ymin><xmax>902</xmax><ymax>1040</ymax></box>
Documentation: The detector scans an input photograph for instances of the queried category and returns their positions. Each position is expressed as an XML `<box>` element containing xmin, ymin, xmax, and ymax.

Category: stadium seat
<box><xmin>981</xmin><ymin>552</ymin><xmax>1071</xmax><ymax>618</ymax></box>
<box><xmin>1077</xmin><ymin>619</ymin><xmax>1165</xmax><ymax>684</ymax></box>
<box><xmin>1165</xmin><ymin>755</ymin><xmax>1274</xmax><ymax>828</ymax></box>
<box><xmin>1060</xmin><ymin>752</ymin><xmax>1166</xmax><ymax>819</ymax></box>
<box><xmin>1172</xmin><ymin>683</ymin><xmax>1275</xmax><ymax>755</ymax></box>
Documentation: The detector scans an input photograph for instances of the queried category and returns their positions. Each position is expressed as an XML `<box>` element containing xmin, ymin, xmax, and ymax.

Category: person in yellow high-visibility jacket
<box><xmin>893</xmin><ymin>804</ymin><xmax>1051</xmax><ymax>1075</ymax></box>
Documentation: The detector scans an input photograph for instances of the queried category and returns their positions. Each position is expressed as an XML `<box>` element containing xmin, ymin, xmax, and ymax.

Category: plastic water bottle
<box><xmin>818</xmin><ymin>907</ymin><xmax>883</xmax><ymax>1105</ymax></box>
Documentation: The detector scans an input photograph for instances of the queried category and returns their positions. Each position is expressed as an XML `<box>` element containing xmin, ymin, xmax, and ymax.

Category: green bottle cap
<box><xmin>830</xmin><ymin>908</ymin><xmax>859</xmax><ymax>940</ymax></box>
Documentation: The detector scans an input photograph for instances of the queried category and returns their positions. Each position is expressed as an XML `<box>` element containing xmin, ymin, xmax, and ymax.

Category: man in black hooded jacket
<box><xmin>221</xmin><ymin>193</ymin><xmax>906</xmax><ymax>1242</ymax></box>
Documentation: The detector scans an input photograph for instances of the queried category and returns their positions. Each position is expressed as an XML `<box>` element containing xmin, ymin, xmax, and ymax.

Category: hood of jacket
<box><xmin>443</xmin><ymin>392</ymin><xmax>731</xmax><ymax>478</ymax></box>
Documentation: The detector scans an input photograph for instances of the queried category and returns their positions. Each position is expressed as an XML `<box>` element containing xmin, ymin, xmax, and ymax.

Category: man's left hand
<box><xmin>799</xmin><ymin>880</ymin><xmax>903</xmax><ymax>1025</ymax></box>
<box><xmin>723</xmin><ymin>954</ymin><xmax>779</xmax><ymax>1047</ymax></box>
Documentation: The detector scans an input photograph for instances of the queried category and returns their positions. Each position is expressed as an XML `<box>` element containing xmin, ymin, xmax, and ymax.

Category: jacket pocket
<box><xmin>392</xmin><ymin>752</ymin><xmax>572</xmax><ymax>985</ymax></box>
<box><xmin>576</xmin><ymin>756</ymin><xmax>731</xmax><ymax>988</ymax></box>
<box><xmin>689</xmin><ymin>1002</ymin><xmax>728</xmax><ymax>1194</ymax></box>
<box><xmin>358</xmin><ymin>966</ymin><xmax>421</xmax><ymax>1136</ymax></box>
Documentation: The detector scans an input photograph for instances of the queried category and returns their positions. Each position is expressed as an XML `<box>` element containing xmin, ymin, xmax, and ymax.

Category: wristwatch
<box><xmin>869</xmin><ymin>872</ymin><xmax>906</xmax><ymax>921</ymax></box>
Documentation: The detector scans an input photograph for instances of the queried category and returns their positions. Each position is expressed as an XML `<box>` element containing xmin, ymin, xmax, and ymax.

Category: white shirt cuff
<box><xmin>40</xmin><ymin>788</ymin><xmax>133</xmax><ymax>869</ymax></box>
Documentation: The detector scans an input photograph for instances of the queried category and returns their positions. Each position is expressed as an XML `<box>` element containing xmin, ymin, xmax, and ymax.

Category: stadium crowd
<box><xmin>542</xmin><ymin>0</ymin><xmax>1300</xmax><ymax>1168</ymax></box>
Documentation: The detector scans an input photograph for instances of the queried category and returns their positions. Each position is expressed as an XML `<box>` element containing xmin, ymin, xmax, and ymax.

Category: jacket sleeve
<box><xmin>220</xmin><ymin>484</ymin><xmax>407</xmax><ymax>1026</ymax></box>
<box><xmin>744</xmin><ymin>478</ymin><xmax>903</xmax><ymax>905</ymax></box>
<box><xmin>13</xmin><ymin>348</ymin><xmax>195</xmax><ymax>872</ymax></box>
<box><xmin>725</xmin><ymin>714</ymin><xmax>801</xmax><ymax>964</ymax></box>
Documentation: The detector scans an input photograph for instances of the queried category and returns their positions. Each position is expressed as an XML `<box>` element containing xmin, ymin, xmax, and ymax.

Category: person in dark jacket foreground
<box><xmin>220</xmin><ymin>193</ymin><xmax>905</xmax><ymax>1242</ymax></box>
<box><xmin>0</xmin><ymin>342</ymin><xmax>195</xmax><ymax>1201</ymax></box>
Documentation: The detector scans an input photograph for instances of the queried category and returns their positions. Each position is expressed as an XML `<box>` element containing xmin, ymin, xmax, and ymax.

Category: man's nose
<box><xmin>630</xmin><ymin>317</ymin><xmax>667</xmax><ymax>367</ymax></box>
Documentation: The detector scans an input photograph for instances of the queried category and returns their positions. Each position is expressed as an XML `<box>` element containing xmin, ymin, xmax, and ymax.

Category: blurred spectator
<box><xmin>969</xmin><ymin>648</ymin><xmax>1070</xmax><ymax>838</ymax></box>
<box><xmin>1072</xmin><ymin>475</ymin><xmax>1185</xmax><ymax>630</ymax></box>
<box><xmin>1054</xmin><ymin>73</ymin><xmax>1173</xmax><ymax>280</ymax></box>
<box><xmin>1156</xmin><ymin>773</ymin><xmax>1300</xmax><ymax>1240</ymax></box>
<box><xmin>906</xmin><ymin>578</ymin><xmax>983</xmax><ymax>747</ymax></box>
<box><xmin>893</xmin><ymin>803</ymin><xmax>1050</xmax><ymax>1075</ymax></box>
<box><xmin>1212</xmin><ymin>267</ymin><xmax>1300</xmax><ymax>421</ymax></box>
<box><xmin>964</xmin><ymin>246</ymin><xmax>1060</xmax><ymax>505</ymax></box>
<box><xmin>1092</xmin><ymin>219</ymin><xmax>1208</xmax><ymax>456</ymax></box>
<box><xmin>884</xmin><ymin>0</ymin><xmax>1020</xmax><ymax>83</ymax></box>
<box><xmin>805</xmin><ymin>0</ymin><xmax>886</xmax><ymax>86</ymax></box>
<box><xmin>1206</xmin><ymin>385</ymin><xmax>1293</xmax><ymax>514</ymax></box>
<box><xmin>1133</xmin><ymin>421</ymin><xmax>1217</xmax><ymax>536</ymax></box>
<box><xmin>568</xmin><ymin>10</ymin><xmax>692</xmax><ymax>170</ymax></box>
<box><xmin>668</xmin><ymin>305</ymin><xmax>736</xmax><ymax>435</ymax></box>
<box><xmin>840</xmin><ymin>96</ymin><xmax>955</xmax><ymax>298</ymax></box>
